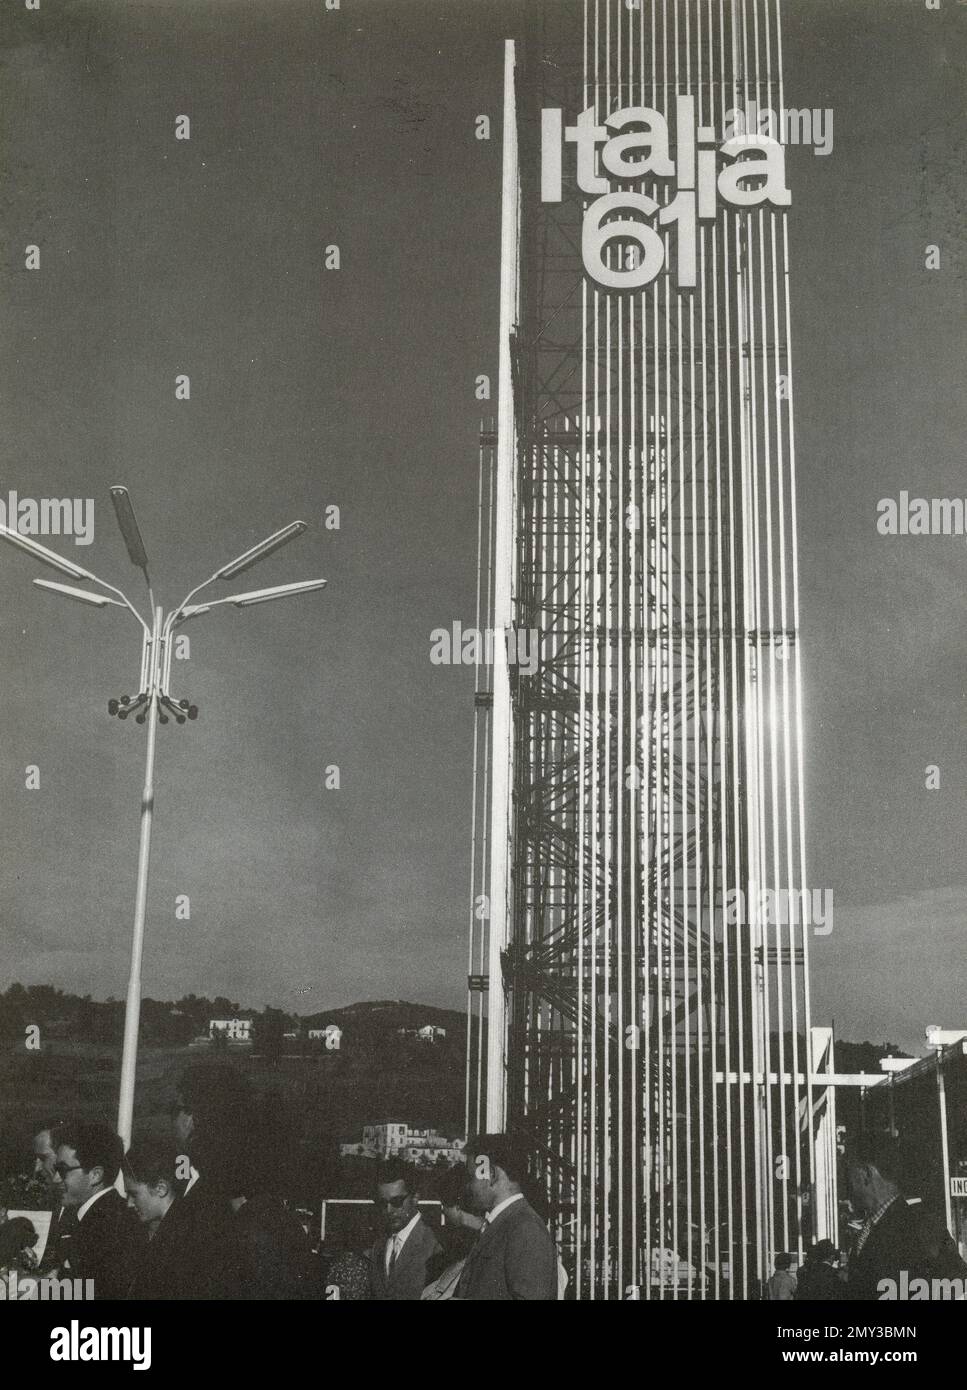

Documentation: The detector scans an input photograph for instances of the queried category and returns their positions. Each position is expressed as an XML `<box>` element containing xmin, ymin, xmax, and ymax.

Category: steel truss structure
<box><xmin>467</xmin><ymin>0</ymin><xmax>827</xmax><ymax>1299</ymax></box>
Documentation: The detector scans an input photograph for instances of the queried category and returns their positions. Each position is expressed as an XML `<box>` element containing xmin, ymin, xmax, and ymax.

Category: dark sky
<box><xmin>1</xmin><ymin>0</ymin><xmax>964</xmax><ymax>1054</ymax></box>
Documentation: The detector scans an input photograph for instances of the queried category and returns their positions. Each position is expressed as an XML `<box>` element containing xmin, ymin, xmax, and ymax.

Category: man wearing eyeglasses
<box><xmin>52</xmin><ymin>1122</ymin><xmax>144</xmax><ymax>1300</ymax></box>
<box><xmin>367</xmin><ymin>1160</ymin><xmax>442</xmax><ymax>1300</ymax></box>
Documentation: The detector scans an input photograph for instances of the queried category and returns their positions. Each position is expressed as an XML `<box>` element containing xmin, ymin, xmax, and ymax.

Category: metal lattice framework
<box><xmin>468</xmin><ymin>0</ymin><xmax>819</xmax><ymax>1300</ymax></box>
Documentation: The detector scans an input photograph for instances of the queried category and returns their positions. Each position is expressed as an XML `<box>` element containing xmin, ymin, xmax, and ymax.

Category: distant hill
<box><xmin>303</xmin><ymin>999</ymin><xmax>466</xmax><ymax>1035</ymax></box>
<box><xmin>0</xmin><ymin>984</ymin><xmax>469</xmax><ymax>1048</ymax></box>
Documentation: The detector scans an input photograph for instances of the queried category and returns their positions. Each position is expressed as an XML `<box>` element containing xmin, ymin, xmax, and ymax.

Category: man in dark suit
<box><xmin>456</xmin><ymin>1133</ymin><xmax>558</xmax><ymax>1300</ymax></box>
<box><xmin>846</xmin><ymin>1131</ymin><xmax>967</xmax><ymax>1300</ymax></box>
<box><xmin>222</xmin><ymin>1126</ymin><xmax>312</xmax><ymax>1300</ymax></box>
<box><xmin>32</xmin><ymin>1121</ymin><xmax>76</xmax><ymax>1275</ymax></box>
<box><xmin>795</xmin><ymin>1239</ymin><xmax>846</xmax><ymax>1300</ymax></box>
<box><xmin>367</xmin><ymin>1159</ymin><xmax>442</xmax><ymax>1300</ymax></box>
<box><xmin>52</xmin><ymin>1122</ymin><xmax>143</xmax><ymax>1300</ymax></box>
<box><xmin>124</xmin><ymin>1139</ymin><xmax>244</xmax><ymax>1300</ymax></box>
<box><xmin>169</xmin><ymin>1062</ymin><xmax>254</xmax><ymax>1202</ymax></box>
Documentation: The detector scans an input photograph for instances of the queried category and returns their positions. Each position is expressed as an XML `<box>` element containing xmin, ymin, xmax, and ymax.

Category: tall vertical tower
<box><xmin>467</xmin><ymin>0</ymin><xmax>819</xmax><ymax>1300</ymax></box>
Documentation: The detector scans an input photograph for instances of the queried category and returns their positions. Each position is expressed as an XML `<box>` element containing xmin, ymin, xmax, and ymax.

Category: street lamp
<box><xmin>213</xmin><ymin>520</ymin><xmax>307</xmax><ymax>579</ymax></box>
<box><xmin>0</xmin><ymin>525</ymin><xmax>98</xmax><ymax>581</ymax></box>
<box><xmin>32</xmin><ymin>579</ymin><xmax>127</xmax><ymax>609</ymax></box>
<box><xmin>1</xmin><ymin>495</ymin><xmax>327</xmax><ymax>1146</ymax></box>
<box><xmin>109</xmin><ymin>487</ymin><xmax>151</xmax><ymax>574</ymax></box>
<box><xmin>180</xmin><ymin>579</ymin><xmax>329</xmax><ymax>617</ymax></box>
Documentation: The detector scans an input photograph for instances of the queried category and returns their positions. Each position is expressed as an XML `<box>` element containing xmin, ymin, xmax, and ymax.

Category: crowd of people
<box><xmin>0</xmin><ymin>1065</ymin><xmax>561</xmax><ymax>1300</ymax></box>
<box><xmin>3</xmin><ymin>1075</ymin><xmax>963</xmax><ymax>1301</ymax></box>
<box><xmin>767</xmin><ymin>1131</ymin><xmax>967</xmax><ymax>1301</ymax></box>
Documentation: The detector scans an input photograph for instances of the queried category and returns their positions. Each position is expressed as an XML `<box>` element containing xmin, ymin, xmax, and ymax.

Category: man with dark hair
<box><xmin>846</xmin><ymin>1131</ymin><xmax>966</xmax><ymax>1300</ymax></box>
<box><xmin>124</xmin><ymin>1139</ymin><xmax>243</xmax><ymax>1300</ymax></box>
<box><xmin>767</xmin><ymin>1251</ymin><xmax>797</xmax><ymax>1300</ymax></box>
<box><xmin>367</xmin><ymin>1158</ymin><xmax>442</xmax><ymax>1300</ymax></box>
<box><xmin>456</xmin><ymin>1133</ymin><xmax>558</xmax><ymax>1300</ymax></box>
<box><xmin>795</xmin><ymin>1239</ymin><xmax>845</xmax><ymax>1301</ymax></box>
<box><xmin>53</xmin><ymin>1122</ymin><xmax>143</xmax><ymax>1300</ymax></box>
<box><xmin>31</xmin><ymin>1121</ymin><xmax>76</xmax><ymax>1274</ymax></box>
<box><xmin>436</xmin><ymin>1162</ymin><xmax>482</xmax><ymax>1241</ymax></box>
<box><xmin>32</xmin><ymin>1124</ymin><xmax>60</xmax><ymax>1184</ymax></box>
<box><xmin>223</xmin><ymin>1128</ymin><xmax>312</xmax><ymax>1300</ymax></box>
<box><xmin>173</xmin><ymin>1063</ymin><xmax>252</xmax><ymax>1137</ymax></box>
<box><xmin>170</xmin><ymin>1062</ymin><xmax>254</xmax><ymax>1196</ymax></box>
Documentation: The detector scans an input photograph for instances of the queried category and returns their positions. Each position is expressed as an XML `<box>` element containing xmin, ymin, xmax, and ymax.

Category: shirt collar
<box><xmin>485</xmin><ymin>1192</ymin><xmax>525</xmax><ymax>1225</ymax></box>
<box><xmin>392</xmin><ymin>1210</ymin><xmax>422</xmax><ymax>1249</ymax></box>
<box><xmin>76</xmin><ymin>1186</ymin><xmax>114</xmax><ymax>1223</ymax></box>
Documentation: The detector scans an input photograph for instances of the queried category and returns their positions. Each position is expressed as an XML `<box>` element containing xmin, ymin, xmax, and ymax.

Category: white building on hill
<box><xmin>209</xmin><ymin>1018</ymin><xmax>252</xmax><ymax>1043</ymax></box>
<box><xmin>339</xmin><ymin>1121</ymin><xmax>465</xmax><ymax>1164</ymax></box>
<box><xmin>396</xmin><ymin>1024</ymin><xmax>447</xmax><ymax>1043</ymax></box>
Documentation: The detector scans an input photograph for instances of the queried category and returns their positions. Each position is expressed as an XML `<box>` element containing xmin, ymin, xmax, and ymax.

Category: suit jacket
<box><xmin>848</xmin><ymin>1198</ymin><xmax>967</xmax><ymax>1301</ymax></box>
<box><xmin>368</xmin><ymin>1217</ymin><xmax>443</xmax><ymax>1301</ymax></box>
<box><xmin>767</xmin><ymin>1270</ymin><xmax>797</xmax><ymax>1300</ymax></box>
<box><xmin>235</xmin><ymin>1194</ymin><xmax>311</xmax><ymax>1300</ymax></box>
<box><xmin>795</xmin><ymin>1261</ymin><xmax>846</xmax><ymax>1301</ymax></box>
<box><xmin>67</xmin><ymin>1189</ymin><xmax>144</xmax><ymax>1301</ymax></box>
<box><xmin>127</xmin><ymin>1185</ymin><xmax>244</xmax><ymax>1301</ymax></box>
<box><xmin>455</xmin><ymin>1197</ymin><xmax>558</xmax><ymax>1301</ymax></box>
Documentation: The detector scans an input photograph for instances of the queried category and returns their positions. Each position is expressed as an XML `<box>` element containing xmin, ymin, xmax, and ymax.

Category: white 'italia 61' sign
<box><xmin>541</xmin><ymin>96</ymin><xmax>791</xmax><ymax>291</ymax></box>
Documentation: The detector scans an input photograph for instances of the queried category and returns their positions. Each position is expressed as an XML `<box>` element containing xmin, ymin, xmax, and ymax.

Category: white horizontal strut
<box><xmin>716</xmin><ymin>1073</ymin><xmax>888</xmax><ymax>1089</ymax></box>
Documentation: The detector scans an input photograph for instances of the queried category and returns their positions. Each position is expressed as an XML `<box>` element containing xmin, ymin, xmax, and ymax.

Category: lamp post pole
<box><xmin>0</xmin><ymin>498</ymin><xmax>327</xmax><ymax>1150</ymax></box>
<box><xmin>117</xmin><ymin>604</ymin><xmax>162</xmax><ymax>1147</ymax></box>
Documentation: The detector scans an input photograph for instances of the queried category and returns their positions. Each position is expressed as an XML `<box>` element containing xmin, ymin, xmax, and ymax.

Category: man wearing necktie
<box><xmin>367</xmin><ymin>1160</ymin><xmax>442</xmax><ymax>1300</ymax></box>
